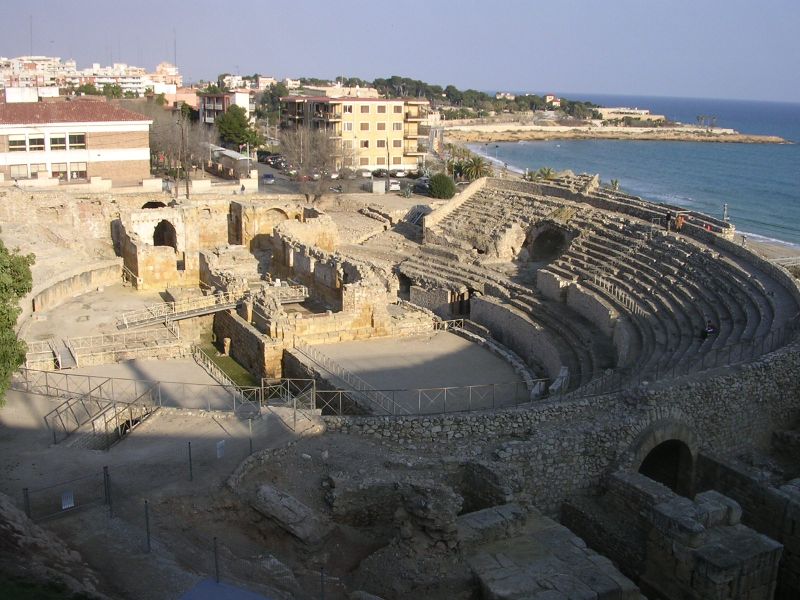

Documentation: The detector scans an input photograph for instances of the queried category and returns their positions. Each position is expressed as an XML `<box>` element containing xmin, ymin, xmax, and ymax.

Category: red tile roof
<box><xmin>0</xmin><ymin>100</ymin><xmax>152</xmax><ymax>125</ymax></box>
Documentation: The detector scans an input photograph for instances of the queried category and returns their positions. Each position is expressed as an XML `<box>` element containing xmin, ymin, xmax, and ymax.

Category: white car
<box><xmin>358</xmin><ymin>169</ymin><xmax>372</xmax><ymax>178</ymax></box>
<box><xmin>390</xmin><ymin>169</ymin><xmax>407</xmax><ymax>178</ymax></box>
<box><xmin>388</xmin><ymin>179</ymin><xmax>401</xmax><ymax>191</ymax></box>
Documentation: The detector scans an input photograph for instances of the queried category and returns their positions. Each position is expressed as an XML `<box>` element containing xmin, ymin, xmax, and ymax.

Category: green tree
<box><xmin>75</xmin><ymin>83</ymin><xmax>100</xmax><ymax>95</ymax></box>
<box><xmin>535</xmin><ymin>167</ymin><xmax>557</xmax><ymax>180</ymax></box>
<box><xmin>462</xmin><ymin>156</ymin><xmax>493</xmax><ymax>180</ymax></box>
<box><xmin>102</xmin><ymin>83</ymin><xmax>123</xmax><ymax>99</ymax></box>
<box><xmin>609</xmin><ymin>179</ymin><xmax>620</xmax><ymax>191</ymax></box>
<box><xmin>216</xmin><ymin>105</ymin><xmax>263</xmax><ymax>148</ymax></box>
<box><xmin>429</xmin><ymin>173</ymin><xmax>456</xmax><ymax>199</ymax></box>
<box><xmin>0</xmin><ymin>235</ymin><xmax>34</xmax><ymax>404</ymax></box>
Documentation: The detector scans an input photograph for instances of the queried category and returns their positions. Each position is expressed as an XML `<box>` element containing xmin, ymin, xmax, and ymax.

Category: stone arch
<box><xmin>618</xmin><ymin>419</ymin><xmax>699</xmax><ymax>497</ymax></box>
<box><xmin>524</xmin><ymin>221</ymin><xmax>574</xmax><ymax>261</ymax></box>
<box><xmin>638</xmin><ymin>439</ymin><xmax>694</xmax><ymax>496</ymax></box>
<box><xmin>142</xmin><ymin>201</ymin><xmax>167</xmax><ymax>209</ymax></box>
<box><xmin>153</xmin><ymin>219</ymin><xmax>178</xmax><ymax>250</ymax></box>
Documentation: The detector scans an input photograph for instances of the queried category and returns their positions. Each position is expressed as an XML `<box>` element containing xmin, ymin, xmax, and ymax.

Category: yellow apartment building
<box><xmin>280</xmin><ymin>96</ymin><xmax>429</xmax><ymax>171</ymax></box>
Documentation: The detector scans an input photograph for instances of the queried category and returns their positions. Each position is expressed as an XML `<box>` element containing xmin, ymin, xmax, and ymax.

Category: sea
<box><xmin>468</xmin><ymin>95</ymin><xmax>800</xmax><ymax>248</ymax></box>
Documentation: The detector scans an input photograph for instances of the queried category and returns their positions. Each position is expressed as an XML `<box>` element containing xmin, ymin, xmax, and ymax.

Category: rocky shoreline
<box><xmin>445</xmin><ymin>126</ymin><xmax>788</xmax><ymax>144</ymax></box>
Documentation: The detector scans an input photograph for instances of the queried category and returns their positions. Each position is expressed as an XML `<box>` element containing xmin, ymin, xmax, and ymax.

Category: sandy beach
<box><xmin>444</xmin><ymin>124</ymin><xmax>788</xmax><ymax>144</ymax></box>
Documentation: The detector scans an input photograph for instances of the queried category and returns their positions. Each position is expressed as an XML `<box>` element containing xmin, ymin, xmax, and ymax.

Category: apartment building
<box><xmin>0</xmin><ymin>98</ymin><xmax>152</xmax><ymax>184</ymax></box>
<box><xmin>198</xmin><ymin>90</ymin><xmax>256</xmax><ymax>124</ymax></box>
<box><xmin>280</xmin><ymin>96</ymin><xmax>429</xmax><ymax>170</ymax></box>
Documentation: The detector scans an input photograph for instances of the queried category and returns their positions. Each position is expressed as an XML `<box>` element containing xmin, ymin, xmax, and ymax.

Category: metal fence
<box><xmin>22</xmin><ymin>467</ymin><xmax>111</xmax><ymax>522</ymax></box>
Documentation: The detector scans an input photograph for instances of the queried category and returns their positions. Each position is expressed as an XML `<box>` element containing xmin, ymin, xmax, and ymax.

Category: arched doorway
<box><xmin>142</xmin><ymin>201</ymin><xmax>167</xmax><ymax>209</ymax></box>
<box><xmin>638</xmin><ymin>439</ymin><xmax>694</xmax><ymax>496</ymax></box>
<box><xmin>529</xmin><ymin>227</ymin><xmax>567</xmax><ymax>260</ymax></box>
<box><xmin>153</xmin><ymin>220</ymin><xmax>177</xmax><ymax>250</ymax></box>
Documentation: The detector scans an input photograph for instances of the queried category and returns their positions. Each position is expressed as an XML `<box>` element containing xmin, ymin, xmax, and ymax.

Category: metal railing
<box><xmin>121</xmin><ymin>264</ymin><xmax>142</xmax><ymax>287</ymax></box>
<box><xmin>592</xmin><ymin>274</ymin><xmax>647</xmax><ymax>317</ymax></box>
<box><xmin>43</xmin><ymin>378</ymin><xmax>115</xmax><ymax>443</ymax></box>
<box><xmin>293</xmin><ymin>339</ymin><xmax>411</xmax><ymax>415</ymax></box>
<box><xmin>117</xmin><ymin>291</ymin><xmax>243</xmax><ymax>329</ymax></box>
<box><xmin>190</xmin><ymin>344</ymin><xmax>261</xmax><ymax>418</ymax></box>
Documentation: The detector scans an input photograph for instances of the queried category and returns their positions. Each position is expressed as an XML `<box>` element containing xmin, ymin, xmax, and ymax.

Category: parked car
<box><xmin>413</xmin><ymin>180</ymin><xmax>431</xmax><ymax>195</ymax></box>
<box><xmin>358</xmin><ymin>168</ymin><xmax>373</xmax><ymax>178</ymax></box>
<box><xmin>388</xmin><ymin>179</ymin><xmax>401</xmax><ymax>191</ymax></box>
<box><xmin>340</xmin><ymin>168</ymin><xmax>357</xmax><ymax>180</ymax></box>
<box><xmin>327</xmin><ymin>170</ymin><xmax>340</xmax><ymax>180</ymax></box>
<box><xmin>372</xmin><ymin>168</ymin><xmax>388</xmax><ymax>178</ymax></box>
<box><xmin>261</xmin><ymin>173</ymin><xmax>275</xmax><ymax>184</ymax></box>
<box><xmin>389</xmin><ymin>169</ymin><xmax>407</xmax><ymax>178</ymax></box>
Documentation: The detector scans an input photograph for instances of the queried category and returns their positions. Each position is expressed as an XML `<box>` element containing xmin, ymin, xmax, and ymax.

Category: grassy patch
<box><xmin>198</xmin><ymin>341</ymin><xmax>258</xmax><ymax>387</ymax></box>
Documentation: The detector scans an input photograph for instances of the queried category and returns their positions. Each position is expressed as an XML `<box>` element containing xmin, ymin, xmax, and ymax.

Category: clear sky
<box><xmin>3</xmin><ymin>0</ymin><xmax>799</xmax><ymax>102</ymax></box>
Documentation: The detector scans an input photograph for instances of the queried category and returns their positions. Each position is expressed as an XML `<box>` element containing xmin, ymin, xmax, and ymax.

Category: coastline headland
<box><xmin>444</xmin><ymin>123</ymin><xmax>788</xmax><ymax>144</ymax></box>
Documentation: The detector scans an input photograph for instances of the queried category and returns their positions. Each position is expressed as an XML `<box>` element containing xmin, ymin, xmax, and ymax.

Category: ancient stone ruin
<box><xmin>6</xmin><ymin>173</ymin><xmax>800</xmax><ymax>599</ymax></box>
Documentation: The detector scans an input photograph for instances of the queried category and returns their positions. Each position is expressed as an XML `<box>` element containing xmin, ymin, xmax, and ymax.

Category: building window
<box><xmin>393</xmin><ymin>156</ymin><xmax>402</xmax><ymax>165</ymax></box>
<box><xmin>377</xmin><ymin>157</ymin><xmax>385</xmax><ymax>165</ymax></box>
<box><xmin>377</xmin><ymin>122</ymin><xmax>386</xmax><ymax>131</ymax></box>
<box><xmin>28</xmin><ymin>136</ymin><xmax>45</xmax><ymax>151</ymax></box>
<box><xmin>377</xmin><ymin>139</ymin><xmax>386</xmax><ymax>148</ymax></box>
<box><xmin>50</xmin><ymin>135</ymin><xmax>66</xmax><ymax>150</ymax></box>
<box><xmin>52</xmin><ymin>163</ymin><xmax>68</xmax><ymax>180</ymax></box>
<box><xmin>70</xmin><ymin>162</ymin><xmax>87</xmax><ymax>180</ymax></box>
<box><xmin>9</xmin><ymin>164</ymin><xmax>28</xmax><ymax>179</ymax></box>
<box><xmin>360</xmin><ymin>140</ymin><xmax>369</xmax><ymax>148</ymax></box>
<box><xmin>393</xmin><ymin>139</ymin><xmax>402</xmax><ymax>147</ymax></box>
<box><xmin>360</xmin><ymin>122</ymin><xmax>369</xmax><ymax>131</ymax></box>
<box><xmin>343</xmin><ymin>140</ymin><xmax>353</xmax><ymax>149</ymax></box>
<box><xmin>360</xmin><ymin>105</ymin><xmax>369</xmax><ymax>113</ymax></box>
<box><xmin>343</xmin><ymin>122</ymin><xmax>353</xmax><ymax>131</ymax></box>
<box><xmin>8</xmin><ymin>135</ymin><xmax>26</xmax><ymax>152</ymax></box>
<box><xmin>30</xmin><ymin>163</ymin><xmax>47</xmax><ymax>178</ymax></box>
<box><xmin>394</xmin><ymin>105</ymin><xmax>403</xmax><ymax>113</ymax></box>
<box><xmin>377</xmin><ymin>105</ymin><xmax>386</xmax><ymax>114</ymax></box>
<box><xmin>360</xmin><ymin>157</ymin><xmax>369</xmax><ymax>166</ymax></box>
<box><xmin>68</xmin><ymin>133</ymin><xmax>86</xmax><ymax>149</ymax></box>
<box><xmin>344</xmin><ymin>105</ymin><xmax>353</xmax><ymax>113</ymax></box>
<box><xmin>393</xmin><ymin>122</ymin><xmax>402</xmax><ymax>131</ymax></box>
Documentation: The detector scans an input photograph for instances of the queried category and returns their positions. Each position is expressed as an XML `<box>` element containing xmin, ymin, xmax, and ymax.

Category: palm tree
<box><xmin>536</xmin><ymin>167</ymin><xmax>556</xmax><ymax>180</ymax></box>
<box><xmin>462</xmin><ymin>156</ymin><xmax>493</xmax><ymax>180</ymax></box>
<box><xmin>609</xmin><ymin>179</ymin><xmax>620</xmax><ymax>191</ymax></box>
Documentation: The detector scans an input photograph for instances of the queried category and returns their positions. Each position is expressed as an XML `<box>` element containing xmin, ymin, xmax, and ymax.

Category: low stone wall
<box><xmin>566</xmin><ymin>283</ymin><xmax>618</xmax><ymax>338</ymax></box>
<box><xmin>18</xmin><ymin>260</ymin><xmax>122</xmax><ymax>335</ymax></box>
<box><xmin>696</xmin><ymin>453</ymin><xmax>800</xmax><ymax>599</ymax></box>
<box><xmin>470</xmin><ymin>295</ymin><xmax>562</xmax><ymax>380</ymax></box>
<box><xmin>323</xmin><ymin>342</ymin><xmax>800</xmax><ymax>514</ymax></box>
<box><xmin>409</xmin><ymin>285</ymin><xmax>454</xmax><ymax>318</ymax></box>
<box><xmin>213</xmin><ymin>310</ymin><xmax>282</xmax><ymax>379</ymax></box>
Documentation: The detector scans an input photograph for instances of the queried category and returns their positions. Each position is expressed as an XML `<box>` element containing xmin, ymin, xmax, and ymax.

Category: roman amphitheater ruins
<box><xmin>3</xmin><ymin>173</ymin><xmax>800</xmax><ymax>599</ymax></box>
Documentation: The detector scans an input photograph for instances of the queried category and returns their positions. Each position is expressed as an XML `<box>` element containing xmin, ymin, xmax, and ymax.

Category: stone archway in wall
<box><xmin>618</xmin><ymin>419</ymin><xmax>699</xmax><ymax>498</ymax></box>
<box><xmin>638</xmin><ymin>439</ymin><xmax>694</xmax><ymax>496</ymax></box>
<box><xmin>153</xmin><ymin>219</ymin><xmax>178</xmax><ymax>250</ymax></box>
<box><xmin>525</xmin><ymin>222</ymin><xmax>572</xmax><ymax>262</ymax></box>
<box><xmin>142</xmin><ymin>201</ymin><xmax>167</xmax><ymax>209</ymax></box>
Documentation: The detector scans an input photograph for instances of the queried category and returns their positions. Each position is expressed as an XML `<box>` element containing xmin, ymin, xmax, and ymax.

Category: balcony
<box><xmin>404</xmin><ymin>145</ymin><xmax>426</xmax><ymax>156</ymax></box>
<box><xmin>312</xmin><ymin>111</ymin><xmax>342</xmax><ymax>122</ymax></box>
<box><xmin>405</xmin><ymin>111</ymin><xmax>424</xmax><ymax>122</ymax></box>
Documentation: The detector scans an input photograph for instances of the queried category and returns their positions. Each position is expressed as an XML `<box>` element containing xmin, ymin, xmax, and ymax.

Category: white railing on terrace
<box><xmin>121</xmin><ymin>265</ymin><xmax>142</xmax><ymax>287</ymax></box>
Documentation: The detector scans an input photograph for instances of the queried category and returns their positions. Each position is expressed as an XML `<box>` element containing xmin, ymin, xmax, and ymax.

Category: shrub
<box><xmin>429</xmin><ymin>173</ymin><xmax>456</xmax><ymax>199</ymax></box>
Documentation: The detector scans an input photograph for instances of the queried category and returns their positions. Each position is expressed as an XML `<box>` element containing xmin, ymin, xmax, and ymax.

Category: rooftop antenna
<box><xmin>29</xmin><ymin>15</ymin><xmax>33</xmax><ymax>55</ymax></box>
<box><xmin>173</xmin><ymin>28</ymin><xmax>177</xmax><ymax>67</ymax></box>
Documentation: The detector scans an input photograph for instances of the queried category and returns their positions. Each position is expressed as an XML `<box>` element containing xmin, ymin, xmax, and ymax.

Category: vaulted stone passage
<box><xmin>142</xmin><ymin>201</ymin><xmax>167</xmax><ymax>209</ymax></box>
<box><xmin>638</xmin><ymin>439</ymin><xmax>694</xmax><ymax>496</ymax></box>
<box><xmin>153</xmin><ymin>219</ymin><xmax>177</xmax><ymax>250</ymax></box>
<box><xmin>528</xmin><ymin>226</ymin><xmax>568</xmax><ymax>260</ymax></box>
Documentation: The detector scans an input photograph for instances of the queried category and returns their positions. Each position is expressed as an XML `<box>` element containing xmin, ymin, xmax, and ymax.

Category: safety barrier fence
<box><xmin>293</xmin><ymin>338</ymin><xmax>410</xmax><ymax>415</ymax></box>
